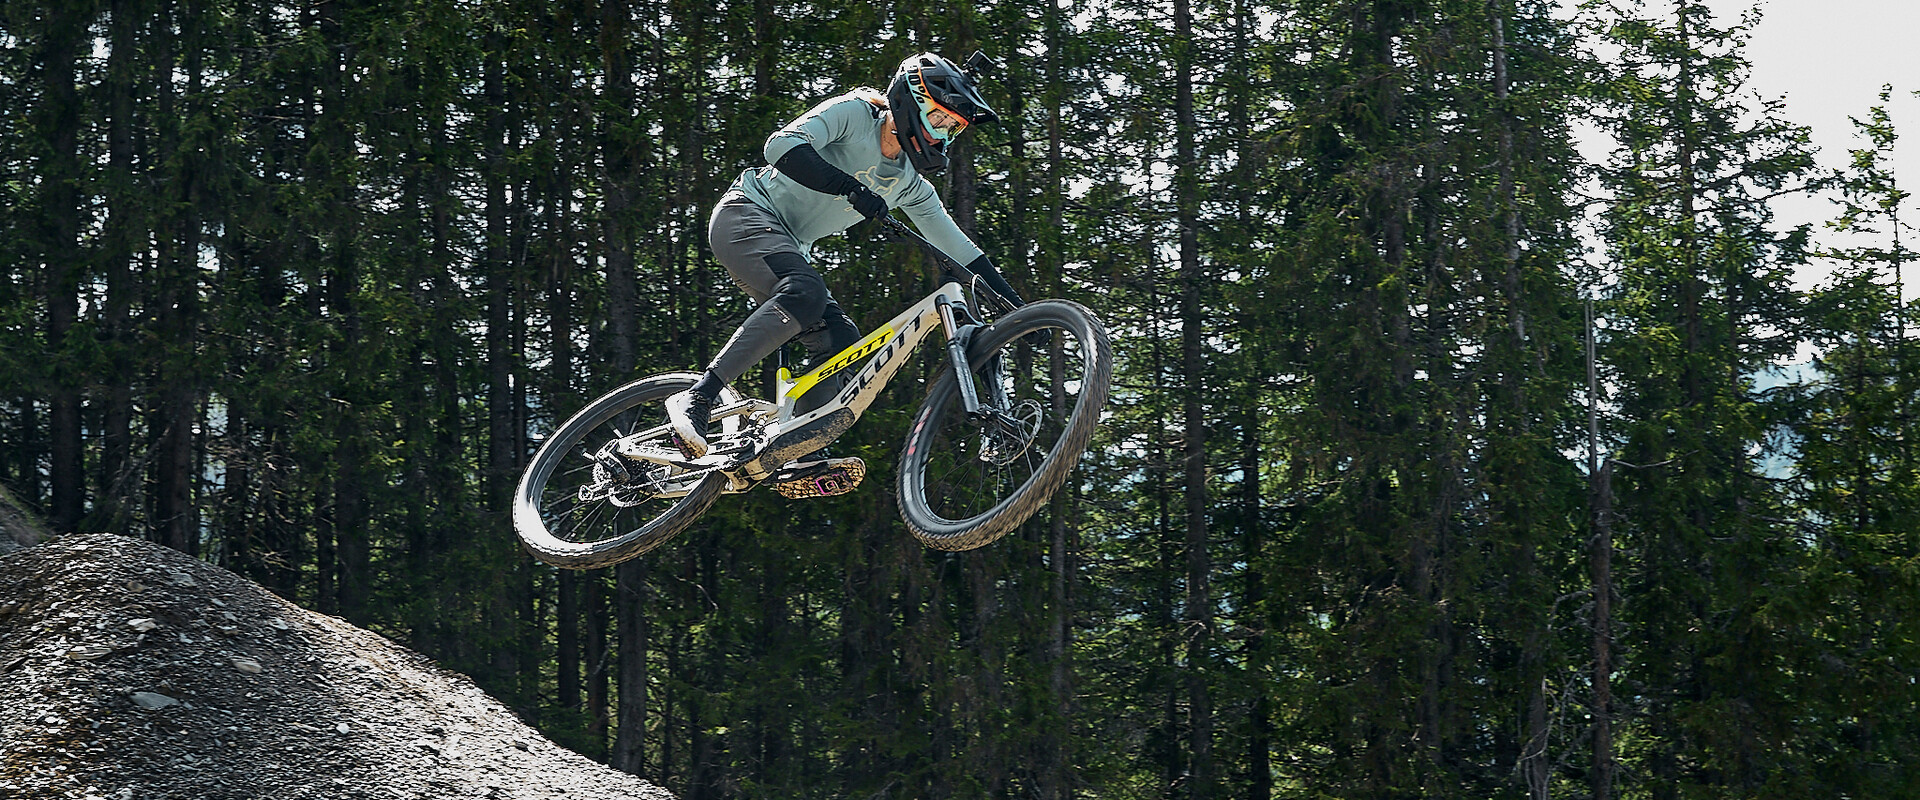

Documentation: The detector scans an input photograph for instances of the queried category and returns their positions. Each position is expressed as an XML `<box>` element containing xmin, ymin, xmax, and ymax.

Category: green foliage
<box><xmin>1779</xmin><ymin>85</ymin><xmax>1920</xmax><ymax>799</ymax></box>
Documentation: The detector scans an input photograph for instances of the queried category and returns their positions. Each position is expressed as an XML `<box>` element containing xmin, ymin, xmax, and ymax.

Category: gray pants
<box><xmin>706</xmin><ymin>194</ymin><xmax>860</xmax><ymax>411</ymax></box>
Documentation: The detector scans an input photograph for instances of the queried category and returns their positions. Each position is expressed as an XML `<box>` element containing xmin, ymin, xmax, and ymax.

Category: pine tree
<box><xmin>1788</xmin><ymin>86</ymin><xmax>1920</xmax><ymax>797</ymax></box>
<box><xmin>1258</xmin><ymin>1</ymin><xmax>1591</xmax><ymax>796</ymax></box>
<box><xmin>1586</xmin><ymin>0</ymin><xmax>1818</xmax><ymax>793</ymax></box>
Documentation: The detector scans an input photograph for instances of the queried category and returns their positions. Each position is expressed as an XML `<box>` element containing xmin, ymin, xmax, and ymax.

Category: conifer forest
<box><xmin>4</xmin><ymin>0</ymin><xmax>1918</xmax><ymax>797</ymax></box>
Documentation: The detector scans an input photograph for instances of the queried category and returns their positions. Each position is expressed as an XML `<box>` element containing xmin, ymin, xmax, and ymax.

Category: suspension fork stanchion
<box><xmin>937</xmin><ymin>297</ymin><xmax>986</xmax><ymax>418</ymax></box>
<box><xmin>980</xmin><ymin>351</ymin><xmax>1012</xmax><ymax>407</ymax></box>
<box><xmin>890</xmin><ymin>216</ymin><xmax>1015</xmax><ymax>419</ymax></box>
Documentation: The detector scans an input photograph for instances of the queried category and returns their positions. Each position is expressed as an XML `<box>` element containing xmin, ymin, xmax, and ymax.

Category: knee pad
<box><xmin>765</xmin><ymin>254</ymin><xmax>828</xmax><ymax>328</ymax></box>
<box><xmin>798</xmin><ymin>307</ymin><xmax>862</xmax><ymax>363</ymax></box>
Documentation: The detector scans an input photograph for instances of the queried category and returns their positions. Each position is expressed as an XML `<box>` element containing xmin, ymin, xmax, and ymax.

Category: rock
<box><xmin>128</xmin><ymin>618</ymin><xmax>159</xmax><ymax>632</ymax></box>
<box><xmin>130</xmin><ymin>692</ymin><xmax>179</xmax><ymax>710</ymax></box>
<box><xmin>336</xmin><ymin>722</ymin><xmax>352</xmax><ymax>735</ymax></box>
<box><xmin>232</xmin><ymin>658</ymin><xmax>263</xmax><ymax>674</ymax></box>
<box><xmin>63</xmin><ymin>644</ymin><xmax>114</xmax><ymax>660</ymax></box>
<box><xmin>265</xmin><ymin>618</ymin><xmax>291</xmax><ymax>631</ymax></box>
<box><xmin>0</xmin><ymin>482</ymin><xmax>49</xmax><ymax>552</ymax></box>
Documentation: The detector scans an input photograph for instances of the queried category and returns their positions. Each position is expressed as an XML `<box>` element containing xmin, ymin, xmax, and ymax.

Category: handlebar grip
<box><xmin>875</xmin><ymin>216</ymin><xmax>1015</xmax><ymax>311</ymax></box>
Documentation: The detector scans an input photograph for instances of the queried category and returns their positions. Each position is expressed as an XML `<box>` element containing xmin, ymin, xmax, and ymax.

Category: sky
<box><xmin>1700</xmin><ymin>0</ymin><xmax>1920</xmax><ymax>291</ymax></box>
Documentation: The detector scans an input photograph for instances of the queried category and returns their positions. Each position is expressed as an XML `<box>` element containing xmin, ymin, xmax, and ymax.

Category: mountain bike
<box><xmin>512</xmin><ymin>217</ymin><xmax>1112</xmax><ymax>570</ymax></box>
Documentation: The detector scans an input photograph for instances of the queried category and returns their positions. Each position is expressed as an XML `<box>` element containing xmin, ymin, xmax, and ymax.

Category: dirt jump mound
<box><xmin>0</xmin><ymin>533</ymin><xmax>672</xmax><ymax>800</ymax></box>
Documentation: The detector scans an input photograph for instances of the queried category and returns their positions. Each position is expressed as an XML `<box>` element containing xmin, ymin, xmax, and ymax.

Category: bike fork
<box><xmin>937</xmin><ymin>298</ymin><xmax>1010</xmax><ymax>420</ymax></box>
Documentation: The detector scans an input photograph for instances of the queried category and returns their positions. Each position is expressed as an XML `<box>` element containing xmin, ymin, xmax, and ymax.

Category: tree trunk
<box><xmin>587</xmin><ymin>571</ymin><xmax>613</xmax><ymax>757</ymax></box>
<box><xmin>149</xmin><ymin>0</ymin><xmax>202</xmax><ymax>556</ymax></box>
<box><xmin>614</xmin><ymin>559</ymin><xmax>649</xmax><ymax>774</ymax></box>
<box><xmin>1588</xmin><ymin>301</ymin><xmax>1615</xmax><ymax>800</ymax></box>
<box><xmin>1494</xmin><ymin>11</ymin><xmax>1552</xmax><ymax>798</ymax></box>
<box><xmin>555</xmin><ymin>176</ymin><xmax>583</xmax><ymax>713</ymax></box>
<box><xmin>99</xmin><ymin>0</ymin><xmax>143</xmax><ymax>537</ymax></box>
<box><xmin>39</xmin><ymin>1</ymin><xmax>89</xmax><ymax>536</ymax></box>
<box><xmin>315</xmin><ymin>0</ymin><xmax>368</xmax><ymax>617</ymax></box>
<box><xmin>1174</xmin><ymin>0</ymin><xmax>1213</xmax><ymax>793</ymax></box>
<box><xmin>600</xmin><ymin>0</ymin><xmax>639</xmax><ymax>380</ymax></box>
<box><xmin>1043</xmin><ymin>34</ymin><xmax>1074</xmax><ymax>800</ymax></box>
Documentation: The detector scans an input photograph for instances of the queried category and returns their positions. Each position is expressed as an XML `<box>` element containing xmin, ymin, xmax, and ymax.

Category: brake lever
<box><xmin>878</xmin><ymin>215</ymin><xmax>1017</xmax><ymax>317</ymax></box>
<box><xmin>876</xmin><ymin>215</ymin><xmax>913</xmax><ymax>242</ymax></box>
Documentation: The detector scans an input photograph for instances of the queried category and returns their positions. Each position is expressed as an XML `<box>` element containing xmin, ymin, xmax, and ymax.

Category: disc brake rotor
<box><xmin>978</xmin><ymin>399</ymin><xmax>1044</xmax><ymax>466</ymax></box>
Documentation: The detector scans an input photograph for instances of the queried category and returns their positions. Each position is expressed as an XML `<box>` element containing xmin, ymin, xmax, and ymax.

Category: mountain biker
<box><xmin>667</xmin><ymin>52</ymin><xmax>1027</xmax><ymax>498</ymax></box>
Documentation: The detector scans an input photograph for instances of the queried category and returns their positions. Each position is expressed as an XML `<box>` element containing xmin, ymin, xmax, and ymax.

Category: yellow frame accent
<box><xmin>778</xmin><ymin>324</ymin><xmax>898</xmax><ymax>400</ymax></box>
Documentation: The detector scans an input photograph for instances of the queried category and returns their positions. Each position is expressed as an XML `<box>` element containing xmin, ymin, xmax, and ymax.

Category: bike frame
<box><xmin>777</xmin><ymin>283</ymin><xmax>969</xmax><ymax>424</ymax></box>
<box><xmin>614</xmin><ymin>279</ymin><xmax>1004</xmax><ymax>496</ymax></box>
<box><xmin>610</xmin><ymin>218</ymin><xmax>1014</xmax><ymax>495</ymax></box>
<box><xmin>725</xmin><ymin>279</ymin><xmax>981</xmax><ymax>477</ymax></box>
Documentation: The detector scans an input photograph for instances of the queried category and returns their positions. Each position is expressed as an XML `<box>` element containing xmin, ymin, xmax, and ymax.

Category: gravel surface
<box><xmin>0</xmin><ymin>533</ymin><xmax>673</xmax><ymax>800</ymax></box>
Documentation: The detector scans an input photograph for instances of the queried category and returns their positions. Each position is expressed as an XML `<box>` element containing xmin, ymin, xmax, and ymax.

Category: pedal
<box><xmin>770</xmin><ymin>457</ymin><xmax>866</xmax><ymax>499</ymax></box>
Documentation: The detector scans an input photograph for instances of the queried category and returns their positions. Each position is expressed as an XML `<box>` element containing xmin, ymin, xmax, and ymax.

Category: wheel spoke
<box><xmin>513</xmin><ymin>375</ymin><xmax>732</xmax><ymax>566</ymax></box>
<box><xmin>900</xmin><ymin>306</ymin><xmax>1106</xmax><ymax>548</ymax></box>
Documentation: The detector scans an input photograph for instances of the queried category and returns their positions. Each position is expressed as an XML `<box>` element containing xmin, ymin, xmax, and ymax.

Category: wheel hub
<box><xmin>580</xmin><ymin>441</ymin><xmax>663</xmax><ymax>506</ymax></box>
<box><xmin>977</xmin><ymin>399</ymin><xmax>1043</xmax><ymax>466</ymax></box>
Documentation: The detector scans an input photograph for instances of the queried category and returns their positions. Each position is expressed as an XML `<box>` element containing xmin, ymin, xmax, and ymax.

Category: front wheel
<box><xmin>897</xmin><ymin>300</ymin><xmax>1112</xmax><ymax>551</ymax></box>
<box><xmin>514</xmin><ymin>373</ymin><xmax>732</xmax><ymax>569</ymax></box>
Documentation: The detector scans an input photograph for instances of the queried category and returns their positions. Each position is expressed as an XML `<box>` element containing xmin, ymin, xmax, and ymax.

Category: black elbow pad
<box><xmin>772</xmin><ymin>144</ymin><xmax>862</xmax><ymax>197</ymax></box>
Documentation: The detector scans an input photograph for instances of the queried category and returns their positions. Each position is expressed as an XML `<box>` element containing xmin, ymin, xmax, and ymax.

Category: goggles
<box><xmin>912</xmin><ymin>69</ymin><xmax>973</xmax><ymax>141</ymax></box>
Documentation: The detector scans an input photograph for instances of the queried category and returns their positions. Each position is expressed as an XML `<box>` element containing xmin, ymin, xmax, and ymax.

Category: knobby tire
<box><xmin>513</xmin><ymin>373</ymin><xmax>726</xmax><ymax>569</ymax></box>
<box><xmin>897</xmin><ymin>300</ymin><xmax>1112</xmax><ymax>551</ymax></box>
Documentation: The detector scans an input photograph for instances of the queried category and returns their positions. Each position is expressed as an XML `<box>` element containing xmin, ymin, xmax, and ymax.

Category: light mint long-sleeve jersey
<box><xmin>730</xmin><ymin>90</ymin><xmax>985</xmax><ymax>267</ymax></box>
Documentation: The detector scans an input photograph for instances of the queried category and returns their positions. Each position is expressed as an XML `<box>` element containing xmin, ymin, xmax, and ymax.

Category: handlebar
<box><xmin>875</xmin><ymin>215</ymin><xmax>1019</xmax><ymax>315</ymax></box>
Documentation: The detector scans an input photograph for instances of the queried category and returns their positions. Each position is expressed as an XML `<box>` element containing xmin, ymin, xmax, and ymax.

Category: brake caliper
<box><xmin>977</xmin><ymin>399</ymin><xmax>1043</xmax><ymax>466</ymax></box>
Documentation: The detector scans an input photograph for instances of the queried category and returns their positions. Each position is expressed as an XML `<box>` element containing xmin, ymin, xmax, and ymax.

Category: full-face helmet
<box><xmin>887</xmin><ymin>52</ymin><xmax>998</xmax><ymax>175</ymax></box>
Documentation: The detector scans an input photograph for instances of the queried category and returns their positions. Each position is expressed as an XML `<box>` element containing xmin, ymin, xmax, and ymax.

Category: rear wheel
<box><xmin>897</xmin><ymin>300</ymin><xmax>1111</xmax><ymax>551</ymax></box>
<box><xmin>514</xmin><ymin>373</ymin><xmax>732</xmax><ymax>569</ymax></box>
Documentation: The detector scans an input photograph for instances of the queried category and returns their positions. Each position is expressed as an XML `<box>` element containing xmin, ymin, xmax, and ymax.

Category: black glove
<box><xmin>963</xmin><ymin>254</ymin><xmax>1053</xmax><ymax>348</ymax></box>
<box><xmin>848</xmin><ymin>185</ymin><xmax>889</xmax><ymax>220</ymax></box>
<box><xmin>965</xmin><ymin>254</ymin><xmax>1025</xmax><ymax>310</ymax></box>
